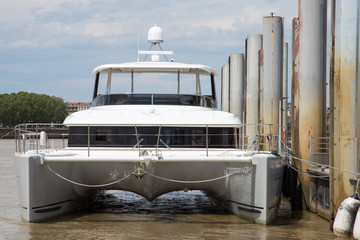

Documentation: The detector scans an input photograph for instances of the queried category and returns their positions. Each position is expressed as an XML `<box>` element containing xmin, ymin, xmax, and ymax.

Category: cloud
<box><xmin>38</xmin><ymin>21</ymin><xmax>126</xmax><ymax>38</ymax></box>
<box><xmin>7</xmin><ymin>40</ymin><xmax>38</xmax><ymax>48</ymax></box>
<box><xmin>1</xmin><ymin>0</ymin><xmax>293</xmax><ymax>52</ymax></box>
<box><xmin>0</xmin><ymin>0</ymin><xmax>299</xmax><ymax>101</ymax></box>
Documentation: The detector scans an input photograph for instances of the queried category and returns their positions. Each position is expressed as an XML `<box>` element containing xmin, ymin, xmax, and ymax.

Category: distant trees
<box><xmin>0</xmin><ymin>92</ymin><xmax>68</xmax><ymax>126</ymax></box>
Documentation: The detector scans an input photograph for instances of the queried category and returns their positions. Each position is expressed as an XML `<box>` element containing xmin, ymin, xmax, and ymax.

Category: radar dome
<box><xmin>148</xmin><ymin>24</ymin><xmax>163</xmax><ymax>44</ymax></box>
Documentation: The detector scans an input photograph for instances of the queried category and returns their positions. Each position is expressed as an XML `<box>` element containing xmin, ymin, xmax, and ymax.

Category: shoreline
<box><xmin>0</xmin><ymin>128</ymin><xmax>15</xmax><ymax>139</ymax></box>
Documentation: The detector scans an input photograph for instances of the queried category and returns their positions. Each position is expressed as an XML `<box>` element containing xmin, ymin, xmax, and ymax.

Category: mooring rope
<box><xmin>44</xmin><ymin>162</ymin><xmax>250</xmax><ymax>187</ymax></box>
<box><xmin>284</xmin><ymin>159</ymin><xmax>329</xmax><ymax>179</ymax></box>
<box><xmin>143</xmin><ymin>168</ymin><xmax>250</xmax><ymax>184</ymax></box>
<box><xmin>284</xmin><ymin>151</ymin><xmax>360</xmax><ymax>178</ymax></box>
<box><xmin>44</xmin><ymin>163</ymin><xmax>132</xmax><ymax>188</ymax></box>
<box><xmin>40</xmin><ymin>136</ymin><xmax>360</xmax><ymax>186</ymax></box>
<box><xmin>356</xmin><ymin>178</ymin><xmax>360</xmax><ymax>197</ymax></box>
<box><xmin>278</xmin><ymin>138</ymin><xmax>360</xmax><ymax>181</ymax></box>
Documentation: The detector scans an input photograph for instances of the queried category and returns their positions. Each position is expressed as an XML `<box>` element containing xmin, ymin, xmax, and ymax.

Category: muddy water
<box><xmin>0</xmin><ymin>139</ymin><xmax>335</xmax><ymax>240</ymax></box>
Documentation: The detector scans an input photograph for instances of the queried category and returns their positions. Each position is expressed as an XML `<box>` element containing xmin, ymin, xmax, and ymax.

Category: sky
<box><xmin>0</xmin><ymin>0</ymin><xmax>298</xmax><ymax>102</ymax></box>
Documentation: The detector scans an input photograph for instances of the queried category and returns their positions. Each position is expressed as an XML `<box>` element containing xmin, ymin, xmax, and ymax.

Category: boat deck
<box><xmin>24</xmin><ymin>147</ymin><xmax>263</xmax><ymax>163</ymax></box>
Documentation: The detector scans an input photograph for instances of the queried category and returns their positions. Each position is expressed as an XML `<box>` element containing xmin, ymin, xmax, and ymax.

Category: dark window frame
<box><xmin>68</xmin><ymin>126</ymin><xmax>236</xmax><ymax>148</ymax></box>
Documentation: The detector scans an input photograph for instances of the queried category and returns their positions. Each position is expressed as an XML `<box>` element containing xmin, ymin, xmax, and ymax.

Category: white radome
<box><xmin>148</xmin><ymin>24</ymin><xmax>163</xmax><ymax>44</ymax></box>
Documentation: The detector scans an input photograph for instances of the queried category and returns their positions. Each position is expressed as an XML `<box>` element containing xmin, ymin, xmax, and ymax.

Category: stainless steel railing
<box><xmin>309</xmin><ymin>136</ymin><xmax>330</xmax><ymax>167</ymax></box>
<box><xmin>15</xmin><ymin>123</ymin><xmax>287</xmax><ymax>156</ymax></box>
<box><xmin>15</xmin><ymin>123</ymin><xmax>68</xmax><ymax>154</ymax></box>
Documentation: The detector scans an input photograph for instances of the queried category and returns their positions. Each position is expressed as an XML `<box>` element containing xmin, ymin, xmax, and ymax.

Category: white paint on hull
<box><xmin>15</xmin><ymin>149</ymin><xmax>283</xmax><ymax>224</ymax></box>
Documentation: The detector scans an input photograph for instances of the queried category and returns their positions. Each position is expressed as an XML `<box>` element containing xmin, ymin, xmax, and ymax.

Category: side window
<box><xmin>208</xmin><ymin>128</ymin><xmax>235</xmax><ymax>148</ymax></box>
<box><xmin>68</xmin><ymin>126</ymin><xmax>236</xmax><ymax>148</ymax></box>
<box><xmin>191</xmin><ymin>128</ymin><xmax>206</xmax><ymax>146</ymax></box>
<box><xmin>95</xmin><ymin>128</ymin><xmax>111</xmax><ymax>143</ymax></box>
<box><xmin>68</xmin><ymin>127</ymin><xmax>87</xmax><ymax>147</ymax></box>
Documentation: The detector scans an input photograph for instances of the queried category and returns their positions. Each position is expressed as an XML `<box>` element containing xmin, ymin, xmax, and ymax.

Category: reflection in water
<box><xmin>87</xmin><ymin>190</ymin><xmax>220</xmax><ymax>215</ymax></box>
<box><xmin>0</xmin><ymin>140</ymin><xmax>335</xmax><ymax>240</ymax></box>
<box><xmin>25</xmin><ymin>191</ymin><xmax>335</xmax><ymax>240</ymax></box>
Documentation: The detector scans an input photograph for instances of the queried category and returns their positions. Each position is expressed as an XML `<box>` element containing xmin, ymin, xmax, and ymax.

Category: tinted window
<box><xmin>68</xmin><ymin>126</ymin><xmax>235</xmax><ymax>148</ymax></box>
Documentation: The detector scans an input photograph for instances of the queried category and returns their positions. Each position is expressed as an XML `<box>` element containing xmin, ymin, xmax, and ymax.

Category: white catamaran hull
<box><xmin>15</xmin><ymin>149</ymin><xmax>283</xmax><ymax>224</ymax></box>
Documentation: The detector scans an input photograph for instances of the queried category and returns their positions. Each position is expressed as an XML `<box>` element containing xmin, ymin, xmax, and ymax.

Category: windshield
<box><xmin>96</xmin><ymin>72</ymin><xmax>212</xmax><ymax>95</ymax></box>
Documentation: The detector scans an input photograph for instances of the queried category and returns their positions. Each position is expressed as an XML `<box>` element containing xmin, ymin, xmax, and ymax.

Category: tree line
<box><xmin>0</xmin><ymin>92</ymin><xmax>68</xmax><ymax>126</ymax></box>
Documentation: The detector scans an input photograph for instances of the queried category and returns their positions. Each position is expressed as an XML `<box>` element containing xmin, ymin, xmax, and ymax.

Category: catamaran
<box><xmin>14</xmin><ymin>25</ymin><xmax>284</xmax><ymax>224</ymax></box>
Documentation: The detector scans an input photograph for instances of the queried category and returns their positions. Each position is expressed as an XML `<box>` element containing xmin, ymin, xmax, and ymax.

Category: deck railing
<box><xmin>15</xmin><ymin>123</ymin><xmax>68</xmax><ymax>154</ymax></box>
<box><xmin>15</xmin><ymin>123</ymin><xmax>287</xmax><ymax>156</ymax></box>
<box><xmin>309</xmin><ymin>136</ymin><xmax>330</xmax><ymax>167</ymax></box>
<box><xmin>91</xmin><ymin>94</ymin><xmax>217</xmax><ymax>108</ymax></box>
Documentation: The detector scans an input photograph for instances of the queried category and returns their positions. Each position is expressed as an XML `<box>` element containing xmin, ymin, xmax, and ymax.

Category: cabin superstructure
<box><xmin>64</xmin><ymin>61</ymin><xmax>239</xmax><ymax>150</ymax></box>
<box><xmin>91</xmin><ymin>62</ymin><xmax>217</xmax><ymax>108</ymax></box>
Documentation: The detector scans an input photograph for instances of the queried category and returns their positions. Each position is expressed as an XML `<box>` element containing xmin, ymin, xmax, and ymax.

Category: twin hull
<box><xmin>15</xmin><ymin>149</ymin><xmax>284</xmax><ymax>224</ymax></box>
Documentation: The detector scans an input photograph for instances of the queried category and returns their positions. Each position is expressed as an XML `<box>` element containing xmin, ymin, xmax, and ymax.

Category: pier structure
<box><xmin>330</xmin><ymin>0</ymin><xmax>360</xmax><ymax>220</ymax></box>
<box><xmin>229</xmin><ymin>53</ymin><xmax>245</xmax><ymax>122</ymax></box>
<box><xmin>245</xmin><ymin>34</ymin><xmax>263</xmax><ymax>147</ymax></box>
<box><xmin>221</xmin><ymin>16</ymin><xmax>285</xmax><ymax>150</ymax></box>
<box><xmin>282</xmin><ymin>42</ymin><xmax>288</xmax><ymax>135</ymax></box>
<box><xmin>296</xmin><ymin>0</ymin><xmax>328</xmax><ymax>214</ymax></box>
<box><xmin>260</xmin><ymin>16</ymin><xmax>284</xmax><ymax>148</ymax></box>
<box><xmin>221</xmin><ymin>64</ymin><xmax>230</xmax><ymax>112</ymax></box>
<box><xmin>220</xmin><ymin>0</ymin><xmax>360</xmax><ymax>228</ymax></box>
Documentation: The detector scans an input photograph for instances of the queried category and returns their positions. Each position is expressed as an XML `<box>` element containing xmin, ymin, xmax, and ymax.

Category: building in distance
<box><xmin>67</xmin><ymin>102</ymin><xmax>91</xmax><ymax>114</ymax></box>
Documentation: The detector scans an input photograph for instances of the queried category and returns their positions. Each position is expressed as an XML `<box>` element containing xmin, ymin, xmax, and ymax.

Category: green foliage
<box><xmin>0</xmin><ymin>92</ymin><xmax>68</xmax><ymax>126</ymax></box>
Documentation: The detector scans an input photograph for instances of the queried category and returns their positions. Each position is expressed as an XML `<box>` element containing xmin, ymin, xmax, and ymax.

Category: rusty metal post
<box><xmin>290</xmin><ymin>15</ymin><xmax>305</xmax><ymax>213</ymax></box>
<box><xmin>291</xmin><ymin>17</ymin><xmax>300</xmax><ymax>163</ymax></box>
<box><xmin>229</xmin><ymin>53</ymin><xmax>245</xmax><ymax>120</ymax></box>
<box><xmin>221</xmin><ymin>64</ymin><xmax>230</xmax><ymax>112</ymax></box>
<box><xmin>329</xmin><ymin>0</ymin><xmax>336</xmax><ymax>224</ymax></box>
<box><xmin>262</xmin><ymin>15</ymin><xmax>284</xmax><ymax>149</ymax></box>
<box><xmin>282</xmin><ymin>42</ymin><xmax>289</xmax><ymax>134</ymax></box>
<box><xmin>298</xmin><ymin>0</ymin><xmax>328</xmax><ymax>208</ymax></box>
<box><xmin>259</xmin><ymin>49</ymin><xmax>265</xmax><ymax>149</ymax></box>
<box><xmin>331</xmin><ymin>0</ymin><xmax>360</xmax><ymax>212</ymax></box>
<box><xmin>246</xmin><ymin>34</ymin><xmax>263</xmax><ymax>146</ymax></box>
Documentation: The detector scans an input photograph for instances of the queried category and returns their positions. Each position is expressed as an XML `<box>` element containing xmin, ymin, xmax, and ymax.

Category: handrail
<box><xmin>87</xmin><ymin>125</ymin><xmax>90</xmax><ymax>157</ymax></box>
<box><xmin>134</xmin><ymin>125</ymin><xmax>140</xmax><ymax>157</ymax></box>
<box><xmin>15</xmin><ymin>123</ymin><xmax>288</xmax><ymax>155</ymax></box>
<box><xmin>309</xmin><ymin>136</ymin><xmax>330</xmax><ymax>166</ymax></box>
<box><xmin>206</xmin><ymin>125</ymin><xmax>209</xmax><ymax>156</ymax></box>
<box><xmin>156</xmin><ymin>125</ymin><xmax>161</xmax><ymax>155</ymax></box>
<box><xmin>91</xmin><ymin>93</ymin><xmax>217</xmax><ymax>108</ymax></box>
<box><xmin>15</xmin><ymin>123</ymin><xmax>68</xmax><ymax>153</ymax></box>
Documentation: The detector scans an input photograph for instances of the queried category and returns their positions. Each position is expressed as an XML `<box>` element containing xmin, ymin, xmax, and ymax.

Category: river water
<box><xmin>0</xmin><ymin>139</ymin><xmax>336</xmax><ymax>240</ymax></box>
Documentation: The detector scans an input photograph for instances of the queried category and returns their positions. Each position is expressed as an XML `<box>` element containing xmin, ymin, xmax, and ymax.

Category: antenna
<box><xmin>138</xmin><ymin>24</ymin><xmax>173</xmax><ymax>62</ymax></box>
<box><xmin>137</xmin><ymin>31</ymin><xmax>140</xmax><ymax>62</ymax></box>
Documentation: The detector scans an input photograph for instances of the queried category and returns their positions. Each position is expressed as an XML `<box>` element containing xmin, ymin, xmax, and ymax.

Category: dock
<box><xmin>219</xmin><ymin>0</ymin><xmax>360</xmax><ymax>230</ymax></box>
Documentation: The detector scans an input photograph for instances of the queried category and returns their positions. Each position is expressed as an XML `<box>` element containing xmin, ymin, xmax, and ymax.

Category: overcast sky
<box><xmin>0</xmin><ymin>0</ymin><xmax>298</xmax><ymax>102</ymax></box>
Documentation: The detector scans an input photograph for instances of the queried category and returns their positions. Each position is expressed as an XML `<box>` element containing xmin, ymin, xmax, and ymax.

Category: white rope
<box><xmin>287</xmin><ymin>153</ymin><xmax>328</xmax><ymax>170</ymax></box>
<box><xmin>280</xmin><ymin>140</ymin><xmax>292</xmax><ymax>152</ymax></box>
<box><xmin>44</xmin><ymin>163</ymin><xmax>249</xmax><ymax>186</ymax></box>
<box><xmin>285</xmin><ymin>152</ymin><xmax>360</xmax><ymax>177</ymax></box>
<box><xmin>44</xmin><ymin>163</ymin><xmax>132</xmax><ymax>188</ymax></box>
<box><xmin>43</xmin><ymin>138</ymin><xmax>357</xmax><ymax>186</ymax></box>
<box><xmin>143</xmin><ymin>169</ymin><xmax>249</xmax><ymax>184</ymax></box>
<box><xmin>285</xmin><ymin>160</ymin><xmax>329</xmax><ymax>179</ymax></box>
<box><xmin>279</xmin><ymin>139</ymin><xmax>360</xmax><ymax>177</ymax></box>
